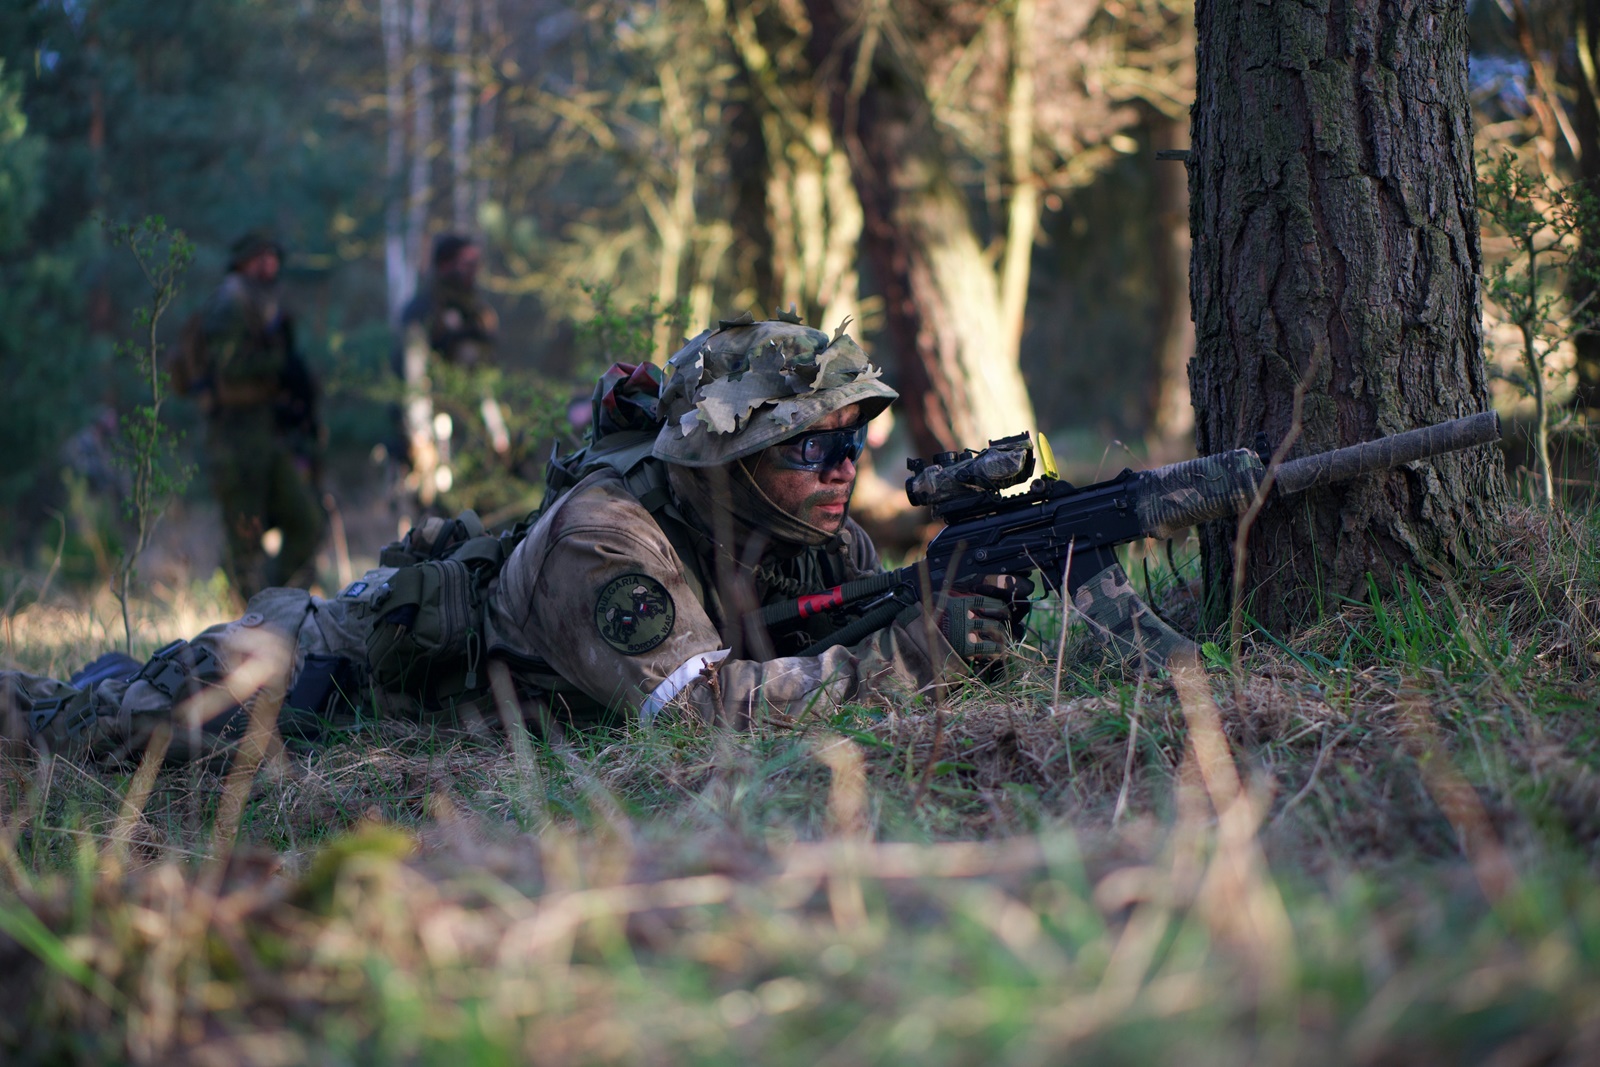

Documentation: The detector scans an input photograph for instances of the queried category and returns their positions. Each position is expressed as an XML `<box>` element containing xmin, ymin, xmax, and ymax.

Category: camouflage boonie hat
<box><xmin>228</xmin><ymin>229</ymin><xmax>284</xmax><ymax>270</ymax></box>
<box><xmin>652</xmin><ymin>313</ymin><xmax>898</xmax><ymax>467</ymax></box>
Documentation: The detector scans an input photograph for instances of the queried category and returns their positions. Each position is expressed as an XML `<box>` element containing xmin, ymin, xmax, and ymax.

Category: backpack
<box><xmin>361</xmin><ymin>361</ymin><xmax>701</xmax><ymax>703</ymax></box>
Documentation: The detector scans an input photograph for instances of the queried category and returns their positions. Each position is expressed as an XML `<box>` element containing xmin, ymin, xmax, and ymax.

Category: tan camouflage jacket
<box><xmin>486</xmin><ymin>469</ymin><xmax>966</xmax><ymax>727</ymax></box>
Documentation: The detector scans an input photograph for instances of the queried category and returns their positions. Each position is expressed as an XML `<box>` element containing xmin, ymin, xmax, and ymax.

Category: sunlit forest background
<box><xmin>0</xmin><ymin>0</ymin><xmax>1582</xmax><ymax>587</ymax></box>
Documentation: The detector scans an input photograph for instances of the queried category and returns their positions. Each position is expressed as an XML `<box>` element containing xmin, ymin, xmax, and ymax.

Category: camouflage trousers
<box><xmin>0</xmin><ymin>588</ymin><xmax>418</xmax><ymax>766</ymax></box>
<box><xmin>1069</xmin><ymin>555</ymin><xmax>1197</xmax><ymax>671</ymax></box>
<box><xmin>209</xmin><ymin>411</ymin><xmax>326</xmax><ymax>600</ymax></box>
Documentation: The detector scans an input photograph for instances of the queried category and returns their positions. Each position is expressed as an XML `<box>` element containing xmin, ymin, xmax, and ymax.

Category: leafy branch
<box><xmin>1477</xmin><ymin>151</ymin><xmax>1600</xmax><ymax>507</ymax></box>
<box><xmin>104</xmin><ymin>217</ymin><xmax>195</xmax><ymax>651</ymax></box>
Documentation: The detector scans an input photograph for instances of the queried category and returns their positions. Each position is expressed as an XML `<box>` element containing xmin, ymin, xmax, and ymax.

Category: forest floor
<box><xmin>2</xmin><ymin>504</ymin><xmax>1600</xmax><ymax>1064</ymax></box>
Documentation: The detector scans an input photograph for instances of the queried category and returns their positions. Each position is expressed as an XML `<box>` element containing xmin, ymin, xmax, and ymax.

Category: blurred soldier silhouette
<box><xmin>170</xmin><ymin>230</ymin><xmax>325</xmax><ymax>599</ymax></box>
<box><xmin>395</xmin><ymin>234</ymin><xmax>504</xmax><ymax>513</ymax></box>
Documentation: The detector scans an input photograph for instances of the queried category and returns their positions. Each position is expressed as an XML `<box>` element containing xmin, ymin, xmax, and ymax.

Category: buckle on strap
<box><xmin>135</xmin><ymin>639</ymin><xmax>225</xmax><ymax>701</ymax></box>
<box><xmin>28</xmin><ymin>691</ymin><xmax>99</xmax><ymax>739</ymax></box>
<box><xmin>28</xmin><ymin>695</ymin><xmax>68</xmax><ymax>734</ymax></box>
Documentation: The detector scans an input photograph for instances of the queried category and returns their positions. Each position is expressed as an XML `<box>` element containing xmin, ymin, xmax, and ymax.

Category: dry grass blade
<box><xmin>105</xmin><ymin>723</ymin><xmax>172</xmax><ymax>876</ymax></box>
<box><xmin>814</xmin><ymin>731</ymin><xmax>869</xmax><ymax>931</ymax></box>
<box><xmin>1396</xmin><ymin>687</ymin><xmax>1518</xmax><ymax>903</ymax></box>
<box><xmin>1170</xmin><ymin>649</ymin><xmax>1294</xmax><ymax>996</ymax></box>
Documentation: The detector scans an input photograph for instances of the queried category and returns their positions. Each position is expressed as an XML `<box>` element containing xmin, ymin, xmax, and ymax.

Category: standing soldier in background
<box><xmin>396</xmin><ymin>234</ymin><xmax>505</xmax><ymax>512</ymax></box>
<box><xmin>170</xmin><ymin>231</ymin><xmax>325</xmax><ymax>600</ymax></box>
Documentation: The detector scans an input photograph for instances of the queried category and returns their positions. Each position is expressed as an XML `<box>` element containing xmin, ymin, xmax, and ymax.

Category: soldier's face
<box><xmin>750</xmin><ymin>404</ymin><xmax>863</xmax><ymax>533</ymax></box>
<box><xmin>443</xmin><ymin>246</ymin><xmax>480</xmax><ymax>286</ymax></box>
<box><xmin>243</xmin><ymin>250</ymin><xmax>280</xmax><ymax>285</ymax></box>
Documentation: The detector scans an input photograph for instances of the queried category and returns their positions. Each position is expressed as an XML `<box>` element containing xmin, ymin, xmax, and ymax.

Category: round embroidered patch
<box><xmin>595</xmin><ymin>573</ymin><xmax>676</xmax><ymax>655</ymax></box>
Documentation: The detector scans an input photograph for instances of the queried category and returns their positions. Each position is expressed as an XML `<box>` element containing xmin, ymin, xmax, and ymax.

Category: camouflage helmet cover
<box><xmin>652</xmin><ymin>314</ymin><xmax>898</xmax><ymax>467</ymax></box>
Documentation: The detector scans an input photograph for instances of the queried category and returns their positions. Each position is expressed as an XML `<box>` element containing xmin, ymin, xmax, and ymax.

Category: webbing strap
<box><xmin>448</xmin><ymin>534</ymin><xmax>505</xmax><ymax>569</ymax></box>
<box><xmin>381</xmin><ymin>566</ymin><xmax>427</xmax><ymax>610</ymax></box>
<box><xmin>797</xmin><ymin>598</ymin><xmax>908</xmax><ymax>656</ymax></box>
<box><xmin>621</xmin><ymin>459</ymin><xmax>713</xmax><ymax>597</ymax></box>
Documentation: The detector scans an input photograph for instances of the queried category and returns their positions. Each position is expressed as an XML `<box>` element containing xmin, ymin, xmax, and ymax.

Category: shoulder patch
<box><xmin>595</xmin><ymin>573</ymin><xmax>676</xmax><ymax>655</ymax></box>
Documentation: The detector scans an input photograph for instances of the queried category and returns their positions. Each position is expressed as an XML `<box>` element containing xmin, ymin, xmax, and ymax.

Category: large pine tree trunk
<box><xmin>1188</xmin><ymin>0</ymin><xmax>1504</xmax><ymax>632</ymax></box>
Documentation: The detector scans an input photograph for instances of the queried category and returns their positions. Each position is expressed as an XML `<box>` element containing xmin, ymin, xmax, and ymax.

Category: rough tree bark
<box><xmin>1188</xmin><ymin>0</ymin><xmax>1505</xmax><ymax>632</ymax></box>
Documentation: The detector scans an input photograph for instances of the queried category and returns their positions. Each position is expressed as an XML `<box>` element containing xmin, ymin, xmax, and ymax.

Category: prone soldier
<box><xmin>9</xmin><ymin>310</ymin><xmax>1495</xmax><ymax>766</ymax></box>
<box><xmin>3</xmin><ymin>316</ymin><xmax>1031</xmax><ymax>764</ymax></box>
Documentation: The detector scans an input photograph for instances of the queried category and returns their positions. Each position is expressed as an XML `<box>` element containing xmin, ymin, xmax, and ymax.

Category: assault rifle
<box><xmin>750</xmin><ymin>411</ymin><xmax>1503</xmax><ymax>662</ymax></box>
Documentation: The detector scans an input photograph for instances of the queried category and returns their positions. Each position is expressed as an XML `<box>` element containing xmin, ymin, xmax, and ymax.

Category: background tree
<box><xmin>1575</xmin><ymin>0</ymin><xmax>1600</xmax><ymax>409</ymax></box>
<box><xmin>743</xmin><ymin>0</ymin><xmax>1194</xmax><ymax>457</ymax></box>
<box><xmin>707</xmin><ymin>0</ymin><xmax>865</xmax><ymax>335</ymax></box>
<box><xmin>1188</xmin><ymin>0</ymin><xmax>1506</xmax><ymax>632</ymax></box>
<box><xmin>1464</xmin><ymin>2</ymin><xmax>1600</xmax><ymax>418</ymax></box>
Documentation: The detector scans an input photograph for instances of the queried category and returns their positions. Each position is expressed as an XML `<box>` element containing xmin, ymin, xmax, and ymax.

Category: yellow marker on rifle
<box><xmin>1033</xmin><ymin>432</ymin><xmax>1059</xmax><ymax>482</ymax></box>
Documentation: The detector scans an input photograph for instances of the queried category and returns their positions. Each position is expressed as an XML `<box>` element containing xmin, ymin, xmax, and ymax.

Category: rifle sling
<box><xmin>797</xmin><ymin>598</ymin><xmax>908</xmax><ymax>657</ymax></box>
<box><xmin>749</xmin><ymin>571</ymin><xmax>903</xmax><ymax>629</ymax></box>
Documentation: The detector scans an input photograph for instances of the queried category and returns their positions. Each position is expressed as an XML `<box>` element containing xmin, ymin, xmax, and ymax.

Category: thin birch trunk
<box><xmin>717</xmin><ymin>0</ymin><xmax>861</xmax><ymax>331</ymax></box>
<box><xmin>407</xmin><ymin>0</ymin><xmax>434</xmax><ymax>281</ymax></box>
<box><xmin>996</xmin><ymin>0</ymin><xmax>1037</xmax><ymax>361</ymax></box>
<box><xmin>450</xmin><ymin>0</ymin><xmax>473</xmax><ymax>230</ymax></box>
<box><xmin>473</xmin><ymin>0</ymin><xmax>500</xmax><ymax>215</ymax></box>
<box><xmin>382</xmin><ymin>0</ymin><xmax>410</xmax><ymax>321</ymax></box>
<box><xmin>644</xmin><ymin>61</ymin><xmax>699</xmax><ymax>361</ymax></box>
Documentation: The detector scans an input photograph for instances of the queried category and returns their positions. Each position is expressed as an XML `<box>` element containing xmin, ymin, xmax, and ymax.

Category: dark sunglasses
<box><xmin>767</xmin><ymin>423</ymin><xmax>869</xmax><ymax>472</ymax></box>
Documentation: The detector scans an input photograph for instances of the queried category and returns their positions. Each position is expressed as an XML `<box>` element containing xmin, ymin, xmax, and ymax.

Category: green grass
<box><xmin>2</xmin><ymin>504</ymin><xmax>1600</xmax><ymax>1062</ymax></box>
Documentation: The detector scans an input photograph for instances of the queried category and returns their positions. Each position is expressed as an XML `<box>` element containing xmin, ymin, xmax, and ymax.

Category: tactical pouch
<box><xmin>364</xmin><ymin>555</ymin><xmax>493</xmax><ymax>702</ymax></box>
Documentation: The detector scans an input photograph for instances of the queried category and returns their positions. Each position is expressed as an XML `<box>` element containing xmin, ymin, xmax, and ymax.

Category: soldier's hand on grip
<box><xmin>962</xmin><ymin>573</ymin><xmax>1035</xmax><ymax>640</ymax></box>
<box><xmin>898</xmin><ymin>580</ymin><xmax>1023</xmax><ymax>673</ymax></box>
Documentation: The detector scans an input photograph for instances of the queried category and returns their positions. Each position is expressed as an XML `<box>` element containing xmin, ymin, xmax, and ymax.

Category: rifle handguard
<box><xmin>1135</xmin><ymin>450</ymin><xmax>1265</xmax><ymax>540</ymax></box>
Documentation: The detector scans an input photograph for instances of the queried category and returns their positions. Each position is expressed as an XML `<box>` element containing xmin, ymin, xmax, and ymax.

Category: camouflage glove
<box><xmin>944</xmin><ymin>594</ymin><xmax>1013</xmax><ymax>664</ymax></box>
<box><xmin>946</xmin><ymin>573</ymin><xmax>1035</xmax><ymax>641</ymax></box>
<box><xmin>896</xmin><ymin>582</ymin><xmax>1019</xmax><ymax>670</ymax></box>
